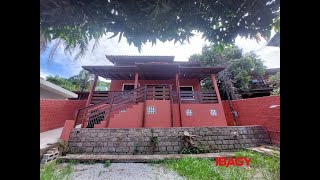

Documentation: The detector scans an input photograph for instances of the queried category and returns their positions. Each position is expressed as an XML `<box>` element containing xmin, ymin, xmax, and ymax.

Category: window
<box><xmin>210</xmin><ymin>109</ymin><xmax>217</xmax><ymax>116</ymax></box>
<box><xmin>147</xmin><ymin>106</ymin><xmax>156</xmax><ymax>114</ymax></box>
<box><xmin>122</xmin><ymin>84</ymin><xmax>140</xmax><ymax>91</ymax></box>
<box><xmin>186</xmin><ymin>109</ymin><xmax>192</xmax><ymax>116</ymax></box>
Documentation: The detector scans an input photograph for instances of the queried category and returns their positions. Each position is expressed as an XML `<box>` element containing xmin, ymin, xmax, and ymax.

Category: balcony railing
<box><xmin>173</xmin><ymin>91</ymin><xmax>218</xmax><ymax>104</ymax></box>
<box><xmin>90</xmin><ymin>89</ymin><xmax>218</xmax><ymax>104</ymax></box>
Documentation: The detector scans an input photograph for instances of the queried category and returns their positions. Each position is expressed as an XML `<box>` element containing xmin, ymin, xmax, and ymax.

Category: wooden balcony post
<box><xmin>134</xmin><ymin>72</ymin><xmax>138</xmax><ymax>102</ymax></box>
<box><xmin>86</xmin><ymin>74</ymin><xmax>99</xmax><ymax>107</ymax></box>
<box><xmin>176</xmin><ymin>73</ymin><xmax>182</xmax><ymax>127</ymax></box>
<box><xmin>134</xmin><ymin>72</ymin><xmax>139</xmax><ymax>89</ymax></box>
<box><xmin>211</xmin><ymin>74</ymin><xmax>222</xmax><ymax>103</ymax></box>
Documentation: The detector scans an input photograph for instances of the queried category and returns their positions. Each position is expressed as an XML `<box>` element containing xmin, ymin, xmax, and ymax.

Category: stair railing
<box><xmin>74</xmin><ymin>86</ymin><xmax>146</xmax><ymax>128</ymax></box>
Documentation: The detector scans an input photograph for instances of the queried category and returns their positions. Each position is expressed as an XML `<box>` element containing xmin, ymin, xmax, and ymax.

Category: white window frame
<box><xmin>122</xmin><ymin>83</ymin><xmax>140</xmax><ymax>91</ymax></box>
<box><xmin>186</xmin><ymin>109</ymin><xmax>192</xmax><ymax>116</ymax></box>
<box><xmin>179</xmin><ymin>86</ymin><xmax>194</xmax><ymax>100</ymax></box>
<box><xmin>147</xmin><ymin>106</ymin><xmax>156</xmax><ymax>114</ymax></box>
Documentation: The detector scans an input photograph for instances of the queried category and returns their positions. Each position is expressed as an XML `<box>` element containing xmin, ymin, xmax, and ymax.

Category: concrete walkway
<box><xmin>57</xmin><ymin>152</ymin><xmax>235</xmax><ymax>163</ymax></box>
<box><xmin>40</xmin><ymin>127</ymin><xmax>64</xmax><ymax>149</ymax></box>
<box><xmin>40</xmin><ymin>125</ymin><xmax>81</xmax><ymax>149</ymax></box>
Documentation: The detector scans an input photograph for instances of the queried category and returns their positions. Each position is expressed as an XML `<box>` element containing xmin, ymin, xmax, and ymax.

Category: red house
<box><xmin>74</xmin><ymin>55</ymin><xmax>227</xmax><ymax>129</ymax></box>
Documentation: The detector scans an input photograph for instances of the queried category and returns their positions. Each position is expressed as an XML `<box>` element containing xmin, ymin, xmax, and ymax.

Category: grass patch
<box><xmin>161</xmin><ymin>150</ymin><xmax>280</xmax><ymax>180</ymax></box>
<box><xmin>85</xmin><ymin>160</ymin><xmax>96</xmax><ymax>164</ymax></box>
<box><xmin>104</xmin><ymin>160</ymin><xmax>111</xmax><ymax>168</ymax></box>
<box><xmin>234</xmin><ymin>150</ymin><xmax>280</xmax><ymax>180</ymax></box>
<box><xmin>40</xmin><ymin>161</ymin><xmax>72</xmax><ymax>180</ymax></box>
<box><xmin>68</xmin><ymin>159</ymin><xmax>80</xmax><ymax>165</ymax></box>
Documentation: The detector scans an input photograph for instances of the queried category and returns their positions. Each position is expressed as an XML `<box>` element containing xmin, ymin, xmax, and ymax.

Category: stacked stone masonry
<box><xmin>68</xmin><ymin>126</ymin><xmax>271</xmax><ymax>154</ymax></box>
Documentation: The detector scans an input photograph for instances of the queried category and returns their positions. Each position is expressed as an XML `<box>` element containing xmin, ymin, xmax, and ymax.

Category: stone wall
<box><xmin>68</xmin><ymin>126</ymin><xmax>271</xmax><ymax>154</ymax></box>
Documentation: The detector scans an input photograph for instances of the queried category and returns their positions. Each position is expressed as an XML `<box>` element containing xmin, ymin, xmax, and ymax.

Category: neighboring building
<box><xmin>241</xmin><ymin>68</ymin><xmax>280</xmax><ymax>99</ymax></box>
<box><xmin>266</xmin><ymin>32</ymin><xmax>280</xmax><ymax>47</ymax></box>
<box><xmin>72</xmin><ymin>55</ymin><xmax>227</xmax><ymax>128</ymax></box>
<box><xmin>69</xmin><ymin>91</ymin><xmax>90</xmax><ymax>100</ymax></box>
<box><xmin>40</xmin><ymin>78</ymin><xmax>78</xmax><ymax>99</ymax></box>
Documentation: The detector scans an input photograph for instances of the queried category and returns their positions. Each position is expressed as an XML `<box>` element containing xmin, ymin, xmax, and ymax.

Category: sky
<box><xmin>40</xmin><ymin>32</ymin><xmax>280</xmax><ymax>81</ymax></box>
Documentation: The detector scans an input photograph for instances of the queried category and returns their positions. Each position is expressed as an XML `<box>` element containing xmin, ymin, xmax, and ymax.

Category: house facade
<box><xmin>74</xmin><ymin>55</ymin><xmax>227</xmax><ymax>129</ymax></box>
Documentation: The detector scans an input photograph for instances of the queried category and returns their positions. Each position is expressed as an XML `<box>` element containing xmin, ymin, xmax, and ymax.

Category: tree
<box><xmin>46</xmin><ymin>75</ymin><xmax>78</xmax><ymax>91</ymax></box>
<box><xmin>46</xmin><ymin>70</ymin><xmax>94</xmax><ymax>91</ymax></box>
<box><xmin>268</xmin><ymin>71</ymin><xmax>280</xmax><ymax>95</ymax></box>
<box><xmin>40</xmin><ymin>0</ymin><xmax>279</xmax><ymax>60</ymax></box>
<box><xmin>190</xmin><ymin>45</ymin><xmax>265</xmax><ymax>100</ymax></box>
<box><xmin>96</xmin><ymin>81</ymin><xmax>111</xmax><ymax>91</ymax></box>
<box><xmin>68</xmin><ymin>70</ymin><xmax>94</xmax><ymax>91</ymax></box>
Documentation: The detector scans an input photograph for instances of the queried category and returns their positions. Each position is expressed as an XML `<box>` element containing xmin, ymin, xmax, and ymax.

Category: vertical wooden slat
<box><xmin>86</xmin><ymin>74</ymin><xmax>98</xmax><ymax>107</ymax></box>
<box><xmin>169</xmin><ymin>85</ymin><xmax>173</xmax><ymax>127</ymax></box>
<box><xmin>197</xmin><ymin>91</ymin><xmax>202</xmax><ymax>103</ymax></box>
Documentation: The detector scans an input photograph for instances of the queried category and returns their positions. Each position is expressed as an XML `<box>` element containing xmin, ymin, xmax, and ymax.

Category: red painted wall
<box><xmin>172</xmin><ymin>104</ymin><xmax>181</xmax><ymax>127</ymax></box>
<box><xmin>108</xmin><ymin>102</ymin><xmax>144</xmax><ymax>128</ymax></box>
<box><xmin>60</xmin><ymin>120</ymin><xmax>76</xmax><ymax>142</ymax></box>
<box><xmin>110</xmin><ymin>79</ymin><xmax>201</xmax><ymax>91</ymax></box>
<box><xmin>144</xmin><ymin>100</ymin><xmax>172</xmax><ymax>128</ymax></box>
<box><xmin>40</xmin><ymin>99</ymin><xmax>87</xmax><ymax>132</ymax></box>
<box><xmin>222</xmin><ymin>96</ymin><xmax>280</xmax><ymax>145</ymax></box>
<box><xmin>180</xmin><ymin>103</ymin><xmax>227</xmax><ymax>127</ymax></box>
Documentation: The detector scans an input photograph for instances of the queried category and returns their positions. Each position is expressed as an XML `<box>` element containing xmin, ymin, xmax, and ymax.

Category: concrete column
<box><xmin>211</xmin><ymin>74</ymin><xmax>222</xmax><ymax>104</ymax></box>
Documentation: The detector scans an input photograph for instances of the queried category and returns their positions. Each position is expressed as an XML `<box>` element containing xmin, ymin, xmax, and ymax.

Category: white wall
<box><xmin>40</xmin><ymin>88</ymin><xmax>68</xmax><ymax>99</ymax></box>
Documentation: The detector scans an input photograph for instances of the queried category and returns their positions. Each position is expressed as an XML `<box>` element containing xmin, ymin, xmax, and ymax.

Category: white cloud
<box><xmin>235</xmin><ymin>34</ymin><xmax>280</xmax><ymax>68</ymax></box>
<box><xmin>40</xmin><ymin>70</ymin><xmax>53</xmax><ymax>79</ymax></box>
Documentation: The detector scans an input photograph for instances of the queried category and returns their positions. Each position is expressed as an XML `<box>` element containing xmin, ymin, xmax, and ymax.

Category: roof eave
<box><xmin>40</xmin><ymin>78</ymin><xmax>78</xmax><ymax>98</ymax></box>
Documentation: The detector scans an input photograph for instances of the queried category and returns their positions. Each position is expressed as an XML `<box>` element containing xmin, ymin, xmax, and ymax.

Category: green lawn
<box><xmin>161</xmin><ymin>150</ymin><xmax>280</xmax><ymax>180</ymax></box>
<box><xmin>40</xmin><ymin>161</ymin><xmax>72</xmax><ymax>180</ymax></box>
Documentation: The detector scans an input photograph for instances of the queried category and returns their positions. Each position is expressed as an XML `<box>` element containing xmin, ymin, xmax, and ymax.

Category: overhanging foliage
<box><xmin>40</xmin><ymin>0</ymin><xmax>279</xmax><ymax>58</ymax></box>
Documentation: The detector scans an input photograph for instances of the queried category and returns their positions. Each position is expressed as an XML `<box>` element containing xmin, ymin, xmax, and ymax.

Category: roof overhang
<box><xmin>265</xmin><ymin>68</ymin><xmax>280</xmax><ymax>74</ymax></box>
<box><xmin>83</xmin><ymin>65</ymin><xmax>225</xmax><ymax>80</ymax></box>
<box><xmin>106</xmin><ymin>55</ymin><xmax>175</xmax><ymax>65</ymax></box>
<box><xmin>40</xmin><ymin>78</ymin><xmax>78</xmax><ymax>98</ymax></box>
<box><xmin>266</xmin><ymin>32</ymin><xmax>280</xmax><ymax>47</ymax></box>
